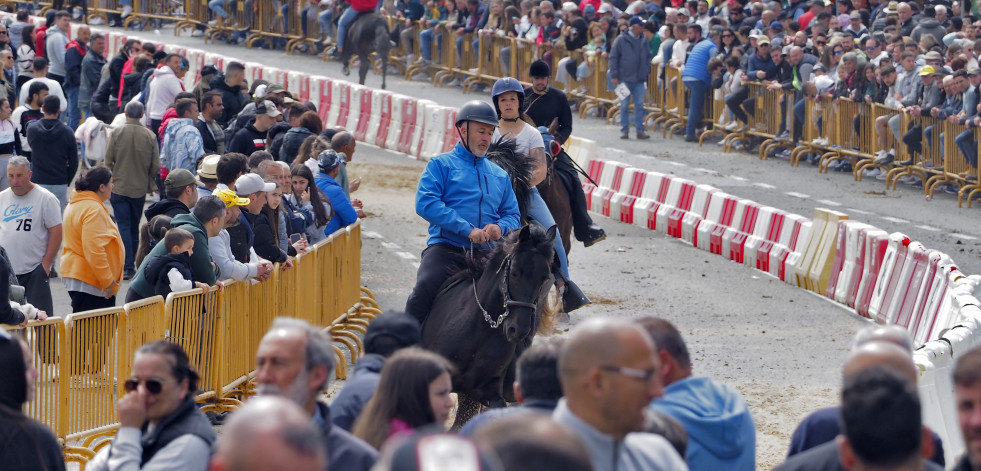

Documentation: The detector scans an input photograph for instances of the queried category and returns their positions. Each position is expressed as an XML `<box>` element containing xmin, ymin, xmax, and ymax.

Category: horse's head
<box><xmin>499</xmin><ymin>223</ymin><xmax>556</xmax><ymax>343</ymax></box>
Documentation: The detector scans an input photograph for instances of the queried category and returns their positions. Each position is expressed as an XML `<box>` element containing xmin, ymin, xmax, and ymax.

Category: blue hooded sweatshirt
<box><xmin>415</xmin><ymin>142</ymin><xmax>521</xmax><ymax>248</ymax></box>
<box><xmin>651</xmin><ymin>376</ymin><xmax>756</xmax><ymax>471</ymax></box>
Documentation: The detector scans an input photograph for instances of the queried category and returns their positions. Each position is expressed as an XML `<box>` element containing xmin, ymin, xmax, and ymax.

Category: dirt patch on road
<box><xmin>350</xmin><ymin>161</ymin><xmax>423</xmax><ymax>191</ymax></box>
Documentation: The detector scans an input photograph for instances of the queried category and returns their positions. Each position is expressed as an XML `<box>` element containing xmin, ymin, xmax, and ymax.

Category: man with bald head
<box><xmin>551</xmin><ymin>318</ymin><xmax>689</xmax><ymax>471</ymax></box>
<box><xmin>209</xmin><ymin>396</ymin><xmax>326</xmax><ymax>471</ymax></box>
<box><xmin>778</xmin><ymin>326</ymin><xmax>945</xmax><ymax>470</ymax></box>
<box><xmin>473</xmin><ymin>414</ymin><xmax>592</xmax><ymax>471</ymax></box>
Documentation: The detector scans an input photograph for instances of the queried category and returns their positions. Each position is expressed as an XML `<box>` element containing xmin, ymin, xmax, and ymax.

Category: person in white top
<box><xmin>17</xmin><ymin>57</ymin><xmax>67</xmax><ymax>114</ymax></box>
<box><xmin>490</xmin><ymin>77</ymin><xmax>589</xmax><ymax>312</ymax></box>
<box><xmin>207</xmin><ymin>188</ymin><xmax>274</xmax><ymax>282</ymax></box>
<box><xmin>146</xmin><ymin>54</ymin><xmax>186</xmax><ymax>130</ymax></box>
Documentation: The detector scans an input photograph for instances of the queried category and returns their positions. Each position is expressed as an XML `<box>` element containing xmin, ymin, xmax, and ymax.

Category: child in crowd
<box><xmin>134</xmin><ymin>215</ymin><xmax>172</xmax><ymax>269</ymax></box>
<box><xmin>142</xmin><ymin>228</ymin><xmax>212</xmax><ymax>299</ymax></box>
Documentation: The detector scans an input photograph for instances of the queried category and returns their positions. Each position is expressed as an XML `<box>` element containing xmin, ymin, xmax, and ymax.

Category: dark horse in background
<box><xmin>420</xmin><ymin>140</ymin><xmax>555</xmax><ymax>428</ymax></box>
<box><xmin>339</xmin><ymin>12</ymin><xmax>390</xmax><ymax>89</ymax></box>
<box><xmin>536</xmin><ymin>126</ymin><xmax>574</xmax><ymax>257</ymax></box>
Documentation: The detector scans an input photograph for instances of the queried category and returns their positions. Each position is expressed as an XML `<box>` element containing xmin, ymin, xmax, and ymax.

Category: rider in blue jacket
<box><xmin>405</xmin><ymin>100</ymin><xmax>521</xmax><ymax>324</ymax></box>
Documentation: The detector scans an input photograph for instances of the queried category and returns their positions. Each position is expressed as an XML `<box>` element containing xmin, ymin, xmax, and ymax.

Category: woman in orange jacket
<box><xmin>61</xmin><ymin>166</ymin><xmax>125</xmax><ymax>313</ymax></box>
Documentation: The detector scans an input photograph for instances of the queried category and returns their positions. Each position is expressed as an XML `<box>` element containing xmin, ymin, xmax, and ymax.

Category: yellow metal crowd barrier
<box><xmin>1</xmin><ymin>220</ymin><xmax>378</xmax><ymax>466</ymax></box>
<box><xmin>121</xmin><ymin>0</ymin><xmax>186</xmax><ymax>30</ymax></box>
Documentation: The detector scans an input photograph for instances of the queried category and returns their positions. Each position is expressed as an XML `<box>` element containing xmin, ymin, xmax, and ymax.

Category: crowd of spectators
<box><xmin>5</xmin><ymin>309</ymin><xmax>981</xmax><ymax>471</ymax></box>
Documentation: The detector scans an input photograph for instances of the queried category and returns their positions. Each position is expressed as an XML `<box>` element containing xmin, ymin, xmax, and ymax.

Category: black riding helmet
<box><xmin>529</xmin><ymin>59</ymin><xmax>551</xmax><ymax>78</ymax></box>
<box><xmin>491</xmin><ymin>77</ymin><xmax>525</xmax><ymax>119</ymax></box>
<box><xmin>455</xmin><ymin>101</ymin><xmax>499</xmax><ymax>155</ymax></box>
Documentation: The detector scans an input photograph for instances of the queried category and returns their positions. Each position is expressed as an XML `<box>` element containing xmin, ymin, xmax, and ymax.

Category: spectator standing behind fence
<box><xmin>288</xmin><ymin>163</ymin><xmax>332</xmax><ymax>244</ymax></box>
<box><xmin>196</xmin><ymin>91</ymin><xmax>227</xmax><ymax>155</ymax></box>
<box><xmin>63</xmin><ymin>26</ymin><xmax>89</xmax><ymax>131</ymax></box>
<box><xmin>145</xmin><ymin>169</ymin><xmax>198</xmax><ymax>220</ymax></box>
<box><xmin>61</xmin><ymin>166</ymin><xmax>124</xmax><ymax>312</ymax></box>
<box><xmin>27</xmin><ymin>94</ymin><xmax>76</xmax><ymax>211</ymax></box>
<box><xmin>315</xmin><ymin>149</ymin><xmax>360</xmax><ymax>236</ymax></box>
<box><xmin>210</xmin><ymin>62</ymin><xmax>249</xmax><ymax>128</ymax></box>
<box><xmin>86</xmin><ymin>341</ymin><xmax>215</xmax><ymax>471</ymax></box>
<box><xmin>78</xmin><ymin>32</ymin><xmax>106</xmax><ymax>123</ymax></box>
<box><xmin>331</xmin><ymin>312</ymin><xmax>422</xmax><ymax>431</ymax></box>
<box><xmin>15</xmin><ymin>24</ymin><xmax>35</xmax><ymax>93</ymax></box>
<box><xmin>610</xmin><ymin>16</ymin><xmax>652</xmax><ymax>140</ymax></box>
<box><xmin>682</xmin><ymin>25</ymin><xmax>718</xmax><ymax>142</ymax></box>
<box><xmin>44</xmin><ymin>11</ymin><xmax>70</xmax><ymax>87</ymax></box>
<box><xmin>254</xmin><ymin>317</ymin><xmax>379</xmax><ymax>470</ymax></box>
<box><xmin>18</xmin><ymin>57</ymin><xmax>66</xmax><ymax>116</ymax></box>
<box><xmin>207</xmin><ymin>189</ymin><xmax>274</xmax><ymax>282</ymax></box>
<box><xmin>0</xmin><ymin>157</ymin><xmax>60</xmax><ymax>318</ymax></box>
<box><xmin>352</xmin><ymin>347</ymin><xmax>457</xmax><ymax>450</ymax></box>
<box><xmin>552</xmin><ymin>318</ymin><xmax>689</xmax><ymax>471</ymax></box>
<box><xmin>161</xmin><ymin>99</ymin><xmax>206</xmax><ymax>174</ymax></box>
<box><xmin>228</xmin><ymin>99</ymin><xmax>280</xmax><ymax>155</ymax></box>
<box><xmin>141</xmin><ymin>228</ymin><xmax>213</xmax><ymax>299</ymax></box>
<box><xmin>0</xmin><ymin>329</ymin><xmax>65</xmax><ymax>471</ymax></box>
<box><xmin>104</xmin><ymin>102</ymin><xmax>160</xmax><ymax>280</ymax></box>
<box><xmin>147</xmin><ymin>55</ymin><xmax>187</xmax><ymax>133</ymax></box>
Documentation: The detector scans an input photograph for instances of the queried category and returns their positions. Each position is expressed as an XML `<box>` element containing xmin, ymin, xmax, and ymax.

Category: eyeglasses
<box><xmin>722</xmin><ymin>34</ymin><xmax>734</xmax><ymax>38</ymax></box>
<box><xmin>834</xmin><ymin>50</ymin><xmax>843</xmax><ymax>55</ymax></box>
<box><xmin>866</xmin><ymin>46</ymin><xmax>877</xmax><ymax>51</ymax></box>
<box><xmin>816</xmin><ymin>41</ymin><xmax>826</xmax><ymax>46</ymax></box>
<box><xmin>124</xmin><ymin>378</ymin><xmax>165</xmax><ymax>394</ymax></box>
<box><xmin>599</xmin><ymin>365</ymin><xmax>659</xmax><ymax>383</ymax></box>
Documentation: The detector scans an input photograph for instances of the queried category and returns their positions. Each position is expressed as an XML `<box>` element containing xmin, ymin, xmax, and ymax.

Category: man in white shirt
<box><xmin>17</xmin><ymin>57</ymin><xmax>66</xmax><ymax>114</ymax></box>
<box><xmin>207</xmin><ymin>189</ymin><xmax>273</xmax><ymax>282</ymax></box>
<box><xmin>146</xmin><ymin>54</ymin><xmax>187</xmax><ymax>133</ymax></box>
<box><xmin>0</xmin><ymin>157</ymin><xmax>62</xmax><ymax>320</ymax></box>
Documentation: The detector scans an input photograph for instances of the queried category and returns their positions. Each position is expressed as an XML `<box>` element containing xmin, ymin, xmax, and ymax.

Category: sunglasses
<box><xmin>723</xmin><ymin>34</ymin><xmax>733</xmax><ymax>37</ymax></box>
<box><xmin>124</xmin><ymin>378</ymin><xmax>165</xmax><ymax>394</ymax></box>
<box><xmin>0</xmin><ymin>31</ymin><xmax>8</xmax><ymax>35</ymax></box>
<box><xmin>834</xmin><ymin>50</ymin><xmax>843</xmax><ymax>55</ymax></box>
<box><xmin>816</xmin><ymin>41</ymin><xmax>826</xmax><ymax>45</ymax></box>
<box><xmin>866</xmin><ymin>46</ymin><xmax>877</xmax><ymax>50</ymax></box>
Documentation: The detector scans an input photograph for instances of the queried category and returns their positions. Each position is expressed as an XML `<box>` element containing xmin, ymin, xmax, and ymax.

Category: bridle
<box><xmin>473</xmin><ymin>252</ymin><xmax>541</xmax><ymax>329</ymax></box>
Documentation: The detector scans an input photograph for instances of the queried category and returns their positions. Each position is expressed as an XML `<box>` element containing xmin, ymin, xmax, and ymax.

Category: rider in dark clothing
<box><xmin>522</xmin><ymin>60</ymin><xmax>607</xmax><ymax>248</ymax></box>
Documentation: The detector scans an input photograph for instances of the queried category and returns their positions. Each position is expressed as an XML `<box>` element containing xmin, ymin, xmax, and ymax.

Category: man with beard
<box><xmin>522</xmin><ymin>59</ymin><xmax>607</xmax><ymax>248</ymax></box>
<box><xmin>254</xmin><ymin>317</ymin><xmax>378</xmax><ymax>470</ymax></box>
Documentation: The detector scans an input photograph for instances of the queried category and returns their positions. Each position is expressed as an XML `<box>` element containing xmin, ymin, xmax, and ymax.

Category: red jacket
<box><xmin>34</xmin><ymin>26</ymin><xmax>46</xmax><ymax>58</ymax></box>
<box><xmin>350</xmin><ymin>0</ymin><xmax>377</xmax><ymax>13</ymax></box>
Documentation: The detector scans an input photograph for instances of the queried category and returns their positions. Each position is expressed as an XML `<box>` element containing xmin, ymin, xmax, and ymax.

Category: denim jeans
<box><xmin>110</xmin><ymin>193</ymin><xmax>146</xmax><ymax>272</ymax></box>
<box><xmin>684</xmin><ymin>79</ymin><xmax>707</xmax><ymax>139</ymax></box>
<box><xmin>66</xmin><ymin>87</ymin><xmax>80</xmax><ymax>131</ymax></box>
<box><xmin>38</xmin><ymin>184</ymin><xmax>67</xmax><ymax>211</ymax></box>
<box><xmin>956</xmin><ymin>129</ymin><xmax>978</xmax><ymax>168</ymax></box>
<box><xmin>619</xmin><ymin>81</ymin><xmax>646</xmax><ymax>134</ymax></box>
<box><xmin>420</xmin><ymin>28</ymin><xmax>435</xmax><ymax>60</ymax></box>
<box><xmin>527</xmin><ymin>187</ymin><xmax>569</xmax><ymax>278</ymax></box>
<box><xmin>208</xmin><ymin>0</ymin><xmax>228</xmax><ymax>18</ymax></box>
<box><xmin>793</xmin><ymin>98</ymin><xmax>806</xmax><ymax>141</ymax></box>
<box><xmin>337</xmin><ymin>7</ymin><xmax>359</xmax><ymax>51</ymax></box>
<box><xmin>319</xmin><ymin>10</ymin><xmax>333</xmax><ymax>38</ymax></box>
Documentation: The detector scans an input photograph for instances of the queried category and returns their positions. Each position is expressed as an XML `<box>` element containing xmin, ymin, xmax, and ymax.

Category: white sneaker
<box><xmin>89</xmin><ymin>16</ymin><xmax>105</xmax><ymax>25</ymax></box>
<box><xmin>876</xmin><ymin>170</ymin><xmax>889</xmax><ymax>181</ymax></box>
<box><xmin>812</xmin><ymin>137</ymin><xmax>828</xmax><ymax>146</ymax></box>
<box><xmin>716</xmin><ymin>138</ymin><xmax>727</xmax><ymax>146</ymax></box>
<box><xmin>863</xmin><ymin>168</ymin><xmax>882</xmax><ymax>178</ymax></box>
<box><xmin>724</xmin><ymin>121</ymin><xmax>739</xmax><ymax>131</ymax></box>
<box><xmin>208</xmin><ymin>19</ymin><xmax>218</xmax><ymax>25</ymax></box>
<box><xmin>191</xmin><ymin>29</ymin><xmax>204</xmax><ymax>37</ymax></box>
<box><xmin>122</xmin><ymin>4</ymin><xmax>133</xmax><ymax>17</ymax></box>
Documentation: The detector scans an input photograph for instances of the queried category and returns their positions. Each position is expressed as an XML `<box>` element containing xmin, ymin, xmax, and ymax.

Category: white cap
<box><xmin>235</xmin><ymin>173</ymin><xmax>276</xmax><ymax>195</ymax></box>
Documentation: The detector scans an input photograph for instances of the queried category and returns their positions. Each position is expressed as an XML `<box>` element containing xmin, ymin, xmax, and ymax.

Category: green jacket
<box><xmin>104</xmin><ymin>118</ymin><xmax>160</xmax><ymax>199</ymax></box>
<box><xmin>128</xmin><ymin>213</ymin><xmax>218</xmax><ymax>299</ymax></box>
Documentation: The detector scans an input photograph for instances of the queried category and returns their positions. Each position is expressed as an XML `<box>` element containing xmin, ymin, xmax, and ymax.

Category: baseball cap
<box><xmin>968</xmin><ymin>67</ymin><xmax>981</xmax><ymax>76</ymax></box>
<box><xmin>265</xmin><ymin>83</ymin><xmax>287</xmax><ymax>95</ymax></box>
<box><xmin>598</xmin><ymin>3</ymin><xmax>613</xmax><ymax>13</ymax></box>
<box><xmin>770</xmin><ymin>22</ymin><xmax>783</xmax><ymax>31</ymax></box>
<box><xmin>813</xmin><ymin>63</ymin><xmax>826</xmax><ymax>72</ymax></box>
<box><xmin>562</xmin><ymin>1</ymin><xmax>578</xmax><ymax>12</ymax></box>
<box><xmin>257</xmin><ymin>100</ymin><xmax>282</xmax><ymax>118</ymax></box>
<box><xmin>677</xmin><ymin>9</ymin><xmax>689</xmax><ymax>17</ymax></box>
<box><xmin>919</xmin><ymin>65</ymin><xmax>936</xmax><ymax>76</ymax></box>
<box><xmin>363</xmin><ymin>312</ymin><xmax>421</xmax><ymax>355</ymax></box>
<box><xmin>629</xmin><ymin>16</ymin><xmax>645</xmax><ymax>27</ymax></box>
<box><xmin>164</xmin><ymin>168</ymin><xmax>196</xmax><ymax>190</ymax></box>
<box><xmin>584</xmin><ymin>3</ymin><xmax>595</xmax><ymax>15</ymax></box>
<box><xmin>200</xmin><ymin>65</ymin><xmax>218</xmax><ymax>77</ymax></box>
<box><xmin>213</xmin><ymin>189</ymin><xmax>250</xmax><ymax>207</ymax></box>
<box><xmin>235</xmin><ymin>173</ymin><xmax>276</xmax><ymax>195</ymax></box>
<box><xmin>849</xmin><ymin>10</ymin><xmax>862</xmax><ymax>19</ymax></box>
<box><xmin>318</xmin><ymin>149</ymin><xmax>343</xmax><ymax>174</ymax></box>
<box><xmin>757</xmin><ymin>35</ymin><xmax>771</xmax><ymax>45</ymax></box>
<box><xmin>749</xmin><ymin>28</ymin><xmax>762</xmax><ymax>38</ymax></box>
<box><xmin>924</xmin><ymin>50</ymin><xmax>943</xmax><ymax>61</ymax></box>
<box><xmin>197</xmin><ymin>154</ymin><xmax>220</xmax><ymax>181</ymax></box>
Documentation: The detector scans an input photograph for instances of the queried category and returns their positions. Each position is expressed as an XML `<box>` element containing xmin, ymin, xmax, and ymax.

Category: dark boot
<box><xmin>561</xmin><ymin>278</ymin><xmax>590</xmax><ymax>313</ymax></box>
<box><xmin>580</xmin><ymin>224</ymin><xmax>607</xmax><ymax>247</ymax></box>
<box><xmin>554</xmin><ymin>154</ymin><xmax>595</xmax><ymax>241</ymax></box>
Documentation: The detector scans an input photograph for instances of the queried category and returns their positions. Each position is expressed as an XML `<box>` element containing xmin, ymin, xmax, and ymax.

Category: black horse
<box><xmin>339</xmin><ymin>13</ymin><xmax>390</xmax><ymax>89</ymax></box>
<box><xmin>420</xmin><ymin>222</ymin><xmax>556</xmax><ymax>426</ymax></box>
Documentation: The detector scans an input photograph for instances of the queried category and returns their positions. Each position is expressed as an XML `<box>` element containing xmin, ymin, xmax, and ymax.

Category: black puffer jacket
<box><xmin>142</xmin><ymin>252</ymin><xmax>193</xmax><ymax>299</ymax></box>
<box><xmin>210</xmin><ymin>74</ymin><xmax>249</xmax><ymax>128</ymax></box>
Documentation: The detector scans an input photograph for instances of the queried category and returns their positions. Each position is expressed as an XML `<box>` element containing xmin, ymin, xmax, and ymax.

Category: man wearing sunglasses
<box><xmin>643</xmin><ymin>317</ymin><xmax>756</xmax><ymax>471</ymax></box>
<box><xmin>552</xmin><ymin>318</ymin><xmax>687</xmax><ymax>471</ymax></box>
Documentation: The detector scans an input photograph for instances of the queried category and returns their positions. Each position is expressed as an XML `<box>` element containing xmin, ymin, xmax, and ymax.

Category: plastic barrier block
<box><xmin>313</xmin><ymin>76</ymin><xmax>331</xmax><ymax>125</ymax></box>
<box><xmin>581</xmin><ymin>160</ymin><xmax>606</xmax><ymax>210</ymax></box>
<box><xmin>680</xmin><ymin>185</ymin><xmax>719</xmax><ymax>244</ymax></box>
<box><xmin>795</xmin><ymin>208</ymin><xmax>848</xmax><ymax>293</ymax></box>
<box><xmin>776</xmin><ymin>219</ymin><xmax>812</xmax><ymax>283</ymax></box>
<box><xmin>348</xmin><ymin>85</ymin><xmax>368</xmax><ymax>140</ymax></box>
<box><xmin>631</xmin><ymin>172</ymin><xmax>671</xmax><ymax>229</ymax></box>
<box><xmin>269</xmin><ymin>68</ymin><xmax>288</xmax><ymax>88</ymax></box>
<box><xmin>595</xmin><ymin>163</ymin><xmax>629</xmax><ymax>218</ymax></box>
<box><xmin>325</xmin><ymin>81</ymin><xmax>348</xmax><ymax>129</ymax></box>
<box><xmin>867</xmin><ymin>233</ymin><xmax>912</xmax><ymax>324</ymax></box>
<box><xmin>383</xmin><ymin>95</ymin><xmax>403</xmax><ymax>151</ymax></box>
<box><xmin>353</xmin><ymin>87</ymin><xmax>374</xmax><ymax>141</ymax></box>
<box><xmin>913</xmin><ymin>256</ymin><xmax>954</xmax><ymax>345</ymax></box>
<box><xmin>743</xmin><ymin>207</ymin><xmax>781</xmax><ymax>270</ymax></box>
<box><xmin>904</xmin><ymin>249</ymin><xmax>943</xmax><ymax>336</ymax></box>
<box><xmin>418</xmin><ymin>103</ymin><xmax>446</xmax><ymax>160</ymax></box>
<box><xmin>757</xmin><ymin>213</ymin><xmax>798</xmax><ymax>275</ymax></box>
<box><xmin>369</xmin><ymin>92</ymin><xmax>392</xmax><ymax>148</ymax></box>
<box><xmin>610</xmin><ymin>168</ymin><xmax>647</xmax><ymax>224</ymax></box>
<box><xmin>650</xmin><ymin>178</ymin><xmax>692</xmax><ymax>232</ymax></box>
<box><xmin>657</xmin><ymin>180</ymin><xmax>697</xmax><ymax>238</ymax></box>
<box><xmin>833</xmin><ymin>222</ymin><xmax>875</xmax><ymax>306</ymax></box>
<box><xmin>399</xmin><ymin>98</ymin><xmax>422</xmax><ymax>155</ymax></box>
<box><xmin>854</xmin><ymin>230</ymin><xmax>891</xmax><ymax>318</ymax></box>
<box><xmin>440</xmin><ymin>108</ymin><xmax>459</xmax><ymax>154</ymax></box>
<box><xmin>704</xmin><ymin>196</ymin><xmax>741</xmax><ymax>255</ymax></box>
<box><xmin>722</xmin><ymin>200</ymin><xmax>762</xmax><ymax>263</ymax></box>
<box><xmin>892</xmin><ymin>244</ymin><xmax>933</xmax><ymax>329</ymax></box>
<box><xmin>245</xmin><ymin>62</ymin><xmax>264</xmax><ymax>84</ymax></box>
<box><xmin>572</xmin><ymin>138</ymin><xmax>597</xmax><ymax>168</ymax></box>
<box><xmin>693</xmin><ymin>192</ymin><xmax>735</xmax><ymax>251</ymax></box>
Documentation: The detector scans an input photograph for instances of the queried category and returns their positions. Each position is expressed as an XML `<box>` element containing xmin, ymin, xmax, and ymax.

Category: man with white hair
<box><xmin>210</xmin><ymin>396</ymin><xmax>326</xmax><ymax>471</ymax></box>
<box><xmin>255</xmin><ymin>317</ymin><xmax>378</xmax><ymax>471</ymax></box>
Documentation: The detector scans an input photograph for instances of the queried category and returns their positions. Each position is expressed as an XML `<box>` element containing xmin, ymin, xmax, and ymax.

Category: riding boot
<box><xmin>561</xmin><ymin>278</ymin><xmax>590</xmax><ymax>313</ymax></box>
<box><xmin>555</xmin><ymin>154</ymin><xmax>606</xmax><ymax>247</ymax></box>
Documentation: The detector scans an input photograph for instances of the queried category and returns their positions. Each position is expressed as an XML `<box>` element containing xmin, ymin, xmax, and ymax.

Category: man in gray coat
<box><xmin>609</xmin><ymin>16</ymin><xmax>652</xmax><ymax>140</ymax></box>
<box><xmin>79</xmin><ymin>33</ymin><xmax>106</xmax><ymax>123</ymax></box>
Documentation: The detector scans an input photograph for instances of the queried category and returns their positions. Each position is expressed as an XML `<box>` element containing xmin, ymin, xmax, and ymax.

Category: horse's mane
<box><xmin>485</xmin><ymin>137</ymin><xmax>537</xmax><ymax>221</ymax></box>
<box><xmin>442</xmin><ymin>224</ymin><xmax>551</xmax><ymax>289</ymax></box>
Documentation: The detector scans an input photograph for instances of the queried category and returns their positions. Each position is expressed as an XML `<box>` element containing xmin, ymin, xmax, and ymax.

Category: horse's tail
<box><xmin>373</xmin><ymin>22</ymin><xmax>390</xmax><ymax>58</ymax></box>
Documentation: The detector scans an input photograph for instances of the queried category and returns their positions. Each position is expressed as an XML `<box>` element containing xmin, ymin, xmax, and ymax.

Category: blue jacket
<box><xmin>315</xmin><ymin>402</ymin><xmax>378</xmax><ymax>471</ymax></box>
<box><xmin>330</xmin><ymin>353</ymin><xmax>385</xmax><ymax>432</ymax></box>
<box><xmin>609</xmin><ymin>30</ymin><xmax>653</xmax><ymax>83</ymax></box>
<box><xmin>747</xmin><ymin>52</ymin><xmax>777</xmax><ymax>81</ymax></box>
<box><xmin>682</xmin><ymin>39</ymin><xmax>718</xmax><ymax>85</ymax></box>
<box><xmin>416</xmin><ymin>142</ymin><xmax>521</xmax><ymax>248</ymax></box>
<box><xmin>651</xmin><ymin>376</ymin><xmax>756</xmax><ymax>471</ymax></box>
<box><xmin>316</xmin><ymin>173</ymin><xmax>359</xmax><ymax>237</ymax></box>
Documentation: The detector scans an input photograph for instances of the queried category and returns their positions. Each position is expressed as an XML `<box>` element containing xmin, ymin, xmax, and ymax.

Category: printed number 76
<box><xmin>16</xmin><ymin>218</ymin><xmax>31</xmax><ymax>231</ymax></box>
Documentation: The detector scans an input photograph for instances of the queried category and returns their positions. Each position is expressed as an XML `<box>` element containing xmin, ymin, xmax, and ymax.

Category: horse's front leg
<box><xmin>359</xmin><ymin>58</ymin><xmax>369</xmax><ymax>85</ymax></box>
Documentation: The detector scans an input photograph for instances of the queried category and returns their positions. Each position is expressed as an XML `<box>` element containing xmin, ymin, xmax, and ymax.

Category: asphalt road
<box><xmin>53</xmin><ymin>23</ymin><xmax>980</xmax><ymax>469</ymax></box>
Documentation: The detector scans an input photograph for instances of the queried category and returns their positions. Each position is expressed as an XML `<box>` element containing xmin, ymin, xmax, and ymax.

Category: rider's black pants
<box><xmin>405</xmin><ymin>243</ymin><xmax>469</xmax><ymax>324</ymax></box>
<box><xmin>553</xmin><ymin>153</ymin><xmax>595</xmax><ymax>241</ymax></box>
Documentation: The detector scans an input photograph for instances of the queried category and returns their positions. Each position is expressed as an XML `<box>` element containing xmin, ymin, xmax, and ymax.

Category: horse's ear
<box><xmin>544</xmin><ymin>225</ymin><xmax>557</xmax><ymax>244</ymax></box>
<box><xmin>518</xmin><ymin>224</ymin><xmax>532</xmax><ymax>242</ymax></box>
